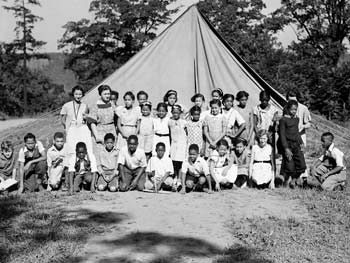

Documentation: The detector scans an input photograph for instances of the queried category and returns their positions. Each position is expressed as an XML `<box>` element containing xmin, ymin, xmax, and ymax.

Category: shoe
<box><xmin>61</xmin><ymin>184</ymin><xmax>69</xmax><ymax>192</ymax></box>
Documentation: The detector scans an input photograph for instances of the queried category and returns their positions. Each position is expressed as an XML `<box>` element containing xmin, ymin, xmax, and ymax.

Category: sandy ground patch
<box><xmin>0</xmin><ymin>118</ymin><xmax>36</xmax><ymax>132</ymax></box>
<box><xmin>67</xmin><ymin>189</ymin><xmax>308</xmax><ymax>263</ymax></box>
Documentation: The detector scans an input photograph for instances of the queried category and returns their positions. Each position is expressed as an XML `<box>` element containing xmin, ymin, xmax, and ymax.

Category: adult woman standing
<box><xmin>89</xmin><ymin>85</ymin><xmax>118</xmax><ymax>150</ymax></box>
<box><xmin>60</xmin><ymin>85</ymin><xmax>93</xmax><ymax>156</ymax></box>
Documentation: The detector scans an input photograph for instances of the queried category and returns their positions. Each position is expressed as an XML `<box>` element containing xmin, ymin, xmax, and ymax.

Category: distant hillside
<box><xmin>27</xmin><ymin>53</ymin><xmax>78</xmax><ymax>93</ymax></box>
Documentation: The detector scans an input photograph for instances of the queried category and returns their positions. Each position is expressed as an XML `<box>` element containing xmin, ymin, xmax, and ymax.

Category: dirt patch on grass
<box><xmin>69</xmin><ymin>189</ymin><xmax>308</xmax><ymax>263</ymax></box>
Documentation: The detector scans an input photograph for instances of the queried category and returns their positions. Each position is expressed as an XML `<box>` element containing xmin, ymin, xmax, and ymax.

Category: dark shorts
<box><xmin>172</xmin><ymin>161</ymin><xmax>183</xmax><ymax>174</ymax></box>
<box><xmin>73</xmin><ymin>171</ymin><xmax>93</xmax><ymax>192</ymax></box>
<box><xmin>22</xmin><ymin>160</ymin><xmax>47</xmax><ymax>192</ymax></box>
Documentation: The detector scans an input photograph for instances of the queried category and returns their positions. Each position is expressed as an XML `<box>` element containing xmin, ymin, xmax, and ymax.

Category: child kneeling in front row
<box><xmin>180</xmin><ymin>144</ymin><xmax>213</xmax><ymax>194</ymax></box>
<box><xmin>97</xmin><ymin>133</ymin><xmax>119</xmax><ymax>192</ymax></box>
<box><xmin>307</xmin><ymin>132</ymin><xmax>346</xmax><ymax>191</ymax></box>
<box><xmin>0</xmin><ymin>141</ymin><xmax>18</xmax><ymax>193</ymax></box>
<box><xmin>233</xmin><ymin>138</ymin><xmax>250</xmax><ymax>188</ymax></box>
<box><xmin>209</xmin><ymin>139</ymin><xmax>237</xmax><ymax>191</ymax></box>
<box><xmin>68</xmin><ymin>142</ymin><xmax>97</xmax><ymax>194</ymax></box>
<box><xmin>142</xmin><ymin>142</ymin><xmax>175</xmax><ymax>192</ymax></box>
<box><xmin>18</xmin><ymin>133</ymin><xmax>47</xmax><ymax>193</ymax></box>
<box><xmin>47</xmin><ymin>132</ymin><xmax>68</xmax><ymax>191</ymax></box>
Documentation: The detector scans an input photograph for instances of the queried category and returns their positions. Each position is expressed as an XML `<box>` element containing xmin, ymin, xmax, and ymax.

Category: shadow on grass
<box><xmin>0</xmin><ymin>194</ymin><xmax>128</xmax><ymax>263</ymax></box>
<box><xmin>68</xmin><ymin>231</ymin><xmax>272</xmax><ymax>263</ymax></box>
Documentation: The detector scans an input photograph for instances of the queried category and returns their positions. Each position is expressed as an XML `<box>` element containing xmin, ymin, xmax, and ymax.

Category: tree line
<box><xmin>1</xmin><ymin>0</ymin><xmax>349</xmax><ymax>122</ymax></box>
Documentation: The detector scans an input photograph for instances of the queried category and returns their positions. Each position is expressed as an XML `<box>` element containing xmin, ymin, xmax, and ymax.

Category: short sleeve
<box><xmin>89</xmin><ymin>104</ymin><xmax>99</xmax><ymax>123</ymax></box>
<box><xmin>89</xmin><ymin>154</ymin><xmax>98</xmax><ymax>173</ymax></box>
<box><xmin>146</xmin><ymin>158</ymin><xmax>154</xmax><ymax>173</ymax></box>
<box><xmin>166</xmin><ymin>158</ymin><xmax>174</xmax><ymax>174</ymax></box>
<box><xmin>181</xmin><ymin>161</ymin><xmax>189</xmax><ymax>174</ymax></box>
<box><xmin>117</xmin><ymin>149</ymin><xmax>126</xmax><ymax>166</ymax></box>
<box><xmin>116</xmin><ymin>106</ymin><xmax>124</xmax><ymax>118</ymax></box>
<box><xmin>333</xmin><ymin>149</ymin><xmax>345</xmax><ymax>168</ymax></box>
<box><xmin>235</xmin><ymin>110</ymin><xmax>245</xmax><ymax>126</ymax></box>
<box><xmin>47</xmin><ymin>150</ymin><xmax>53</xmax><ymax>167</ymax></box>
<box><xmin>37</xmin><ymin>141</ymin><xmax>45</xmax><ymax>153</ymax></box>
<box><xmin>18</xmin><ymin>148</ymin><xmax>25</xmax><ymax>163</ymax></box>
<box><xmin>139</xmin><ymin>151</ymin><xmax>147</xmax><ymax>168</ymax></box>
<box><xmin>60</xmin><ymin>103</ymin><xmax>68</xmax><ymax>115</ymax></box>
<box><xmin>303</xmin><ymin>107</ymin><xmax>311</xmax><ymax>124</ymax></box>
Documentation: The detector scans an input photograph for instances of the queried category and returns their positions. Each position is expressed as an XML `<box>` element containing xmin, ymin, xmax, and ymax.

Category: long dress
<box><xmin>116</xmin><ymin>106</ymin><xmax>141</xmax><ymax>150</ymax></box>
<box><xmin>203</xmin><ymin>114</ymin><xmax>227</xmax><ymax>157</ymax></box>
<box><xmin>168</xmin><ymin>118</ymin><xmax>187</xmax><ymax>162</ymax></box>
<box><xmin>185</xmin><ymin>119</ymin><xmax>204</xmax><ymax>156</ymax></box>
<box><xmin>138</xmin><ymin>115</ymin><xmax>154</xmax><ymax>154</ymax></box>
<box><xmin>60</xmin><ymin>101</ymin><xmax>93</xmax><ymax>156</ymax></box>
<box><xmin>90</xmin><ymin>100</ymin><xmax>118</xmax><ymax>152</ymax></box>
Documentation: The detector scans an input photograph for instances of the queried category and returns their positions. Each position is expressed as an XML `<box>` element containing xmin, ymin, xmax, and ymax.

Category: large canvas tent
<box><xmin>83</xmin><ymin>5</ymin><xmax>286</xmax><ymax>109</ymax></box>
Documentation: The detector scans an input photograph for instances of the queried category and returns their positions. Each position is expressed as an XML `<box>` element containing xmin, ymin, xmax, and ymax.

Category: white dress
<box><xmin>60</xmin><ymin>101</ymin><xmax>93</xmax><ymax>157</ymax></box>
<box><xmin>209</xmin><ymin>150</ymin><xmax>237</xmax><ymax>184</ymax></box>
<box><xmin>153</xmin><ymin>117</ymin><xmax>170</xmax><ymax>156</ymax></box>
<box><xmin>251</xmin><ymin>144</ymin><xmax>273</xmax><ymax>185</ymax></box>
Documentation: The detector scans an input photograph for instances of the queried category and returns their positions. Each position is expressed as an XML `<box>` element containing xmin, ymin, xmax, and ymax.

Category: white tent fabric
<box><xmin>83</xmin><ymin>5</ymin><xmax>285</xmax><ymax>109</ymax></box>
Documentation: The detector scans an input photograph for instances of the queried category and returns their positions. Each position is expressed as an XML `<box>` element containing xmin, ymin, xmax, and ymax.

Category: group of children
<box><xmin>0</xmin><ymin>86</ymin><xmax>347</xmax><ymax>194</ymax></box>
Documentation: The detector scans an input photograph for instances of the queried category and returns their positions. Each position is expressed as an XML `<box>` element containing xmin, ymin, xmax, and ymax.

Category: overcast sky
<box><xmin>0</xmin><ymin>0</ymin><xmax>295</xmax><ymax>52</ymax></box>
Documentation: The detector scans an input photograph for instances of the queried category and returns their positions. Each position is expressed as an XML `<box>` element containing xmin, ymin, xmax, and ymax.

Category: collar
<box><xmin>327</xmin><ymin>143</ymin><xmax>335</xmax><ymax>152</ymax></box>
<box><xmin>52</xmin><ymin>145</ymin><xmax>64</xmax><ymax>152</ymax></box>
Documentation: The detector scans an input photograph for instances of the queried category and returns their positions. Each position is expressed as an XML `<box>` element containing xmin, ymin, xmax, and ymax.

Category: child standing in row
<box><xmin>249</xmin><ymin>130</ymin><xmax>275</xmax><ymax>189</ymax></box>
<box><xmin>185</xmin><ymin>106</ymin><xmax>204</xmax><ymax>156</ymax></box>
<box><xmin>153</xmin><ymin>103</ymin><xmax>171</xmax><ymax>157</ymax></box>
<box><xmin>138</xmin><ymin>101</ymin><xmax>154</xmax><ymax>160</ymax></box>
<box><xmin>222</xmin><ymin>93</ymin><xmax>246</xmax><ymax>145</ymax></box>
<box><xmin>116</xmin><ymin>92</ymin><xmax>140</xmax><ymax>150</ymax></box>
<box><xmin>278</xmin><ymin>100</ymin><xmax>306</xmax><ymax>188</ymax></box>
<box><xmin>203</xmin><ymin>99</ymin><xmax>227</xmax><ymax>158</ymax></box>
<box><xmin>169</xmin><ymin>105</ymin><xmax>187</xmax><ymax>182</ymax></box>
<box><xmin>236</xmin><ymin>91</ymin><xmax>253</xmax><ymax>145</ymax></box>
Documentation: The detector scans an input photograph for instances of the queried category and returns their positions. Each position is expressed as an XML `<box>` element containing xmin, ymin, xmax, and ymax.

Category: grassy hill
<box><xmin>28</xmin><ymin>53</ymin><xmax>78</xmax><ymax>93</ymax></box>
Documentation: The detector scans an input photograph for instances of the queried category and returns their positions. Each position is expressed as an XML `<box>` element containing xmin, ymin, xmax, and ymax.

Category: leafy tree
<box><xmin>272</xmin><ymin>0</ymin><xmax>350</xmax><ymax>119</ymax></box>
<box><xmin>197</xmin><ymin>0</ymin><xmax>288</xmax><ymax>96</ymax></box>
<box><xmin>59</xmin><ymin>0</ymin><xmax>178</xmax><ymax>90</ymax></box>
<box><xmin>0</xmin><ymin>43</ymin><xmax>69</xmax><ymax>116</ymax></box>
<box><xmin>2</xmin><ymin>0</ymin><xmax>46</xmax><ymax>112</ymax></box>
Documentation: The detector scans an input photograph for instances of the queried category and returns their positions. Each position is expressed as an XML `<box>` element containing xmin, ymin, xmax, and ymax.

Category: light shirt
<box><xmin>18</xmin><ymin>141</ymin><xmax>45</xmax><ymax>163</ymax></box>
<box><xmin>118</xmin><ymin>146</ymin><xmax>147</xmax><ymax>170</ymax></box>
<box><xmin>253</xmin><ymin>104</ymin><xmax>278</xmax><ymax>131</ymax></box>
<box><xmin>297</xmin><ymin>102</ymin><xmax>311</xmax><ymax>132</ymax></box>
<box><xmin>47</xmin><ymin>144</ymin><xmax>67</xmax><ymax>168</ymax></box>
<box><xmin>153</xmin><ymin>117</ymin><xmax>170</xmax><ymax>135</ymax></box>
<box><xmin>60</xmin><ymin>101</ymin><xmax>88</xmax><ymax>130</ymax></box>
<box><xmin>146</xmin><ymin>156</ymin><xmax>174</xmax><ymax>179</ymax></box>
<box><xmin>319</xmin><ymin>143</ymin><xmax>346</xmax><ymax>170</ymax></box>
<box><xmin>222</xmin><ymin>108</ymin><xmax>245</xmax><ymax>129</ymax></box>
<box><xmin>97</xmin><ymin>147</ymin><xmax>119</xmax><ymax>171</ymax></box>
<box><xmin>181</xmin><ymin>156</ymin><xmax>210</xmax><ymax>177</ymax></box>
<box><xmin>68</xmin><ymin>153</ymin><xmax>98</xmax><ymax>173</ymax></box>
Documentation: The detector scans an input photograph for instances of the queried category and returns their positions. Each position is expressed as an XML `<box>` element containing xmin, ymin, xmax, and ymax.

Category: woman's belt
<box><xmin>101</xmin><ymin>122</ymin><xmax>114</xmax><ymax>125</ymax></box>
<box><xmin>155</xmin><ymin>133</ymin><xmax>170</xmax><ymax>137</ymax></box>
<box><xmin>253</xmin><ymin>160</ymin><xmax>271</xmax><ymax>164</ymax></box>
<box><xmin>121</xmin><ymin>124</ymin><xmax>137</xmax><ymax>127</ymax></box>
